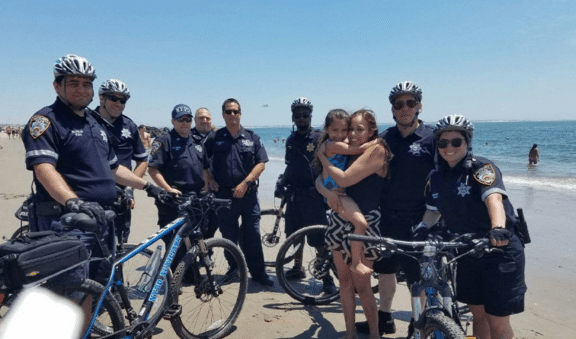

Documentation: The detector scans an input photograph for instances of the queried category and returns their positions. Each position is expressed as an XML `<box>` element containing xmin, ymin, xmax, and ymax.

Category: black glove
<box><xmin>143</xmin><ymin>182</ymin><xmax>167</xmax><ymax>201</ymax></box>
<box><xmin>488</xmin><ymin>227</ymin><xmax>512</xmax><ymax>243</ymax></box>
<box><xmin>411</xmin><ymin>222</ymin><xmax>431</xmax><ymax>241</ymax></box>
<box><xmin>274</xmin><ymin>184</ymin><xmax>287</xmax><ymax>199</ymax></box>
<box><xmin>124</xmin><ymin>187</ymin><xmax>134</xmax><ymax>203</ymax></box>
<box><xmin>65</xmin><ymin>198</ymin><xmax>106</xmax><ymax>225</ymax></box>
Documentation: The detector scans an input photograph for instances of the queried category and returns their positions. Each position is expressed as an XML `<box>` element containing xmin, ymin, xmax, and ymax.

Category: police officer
<box><xmin>356</xmin><ymin>81</ymin><xmax>435</xmax><ymax>336</ymax></box>
<box><xmin>92</xmin><ymin>79</ymin><xmax>148</xmax><ymax>244</ymax></box>
<box><xmin>148</xmin><ymin>104</ymin><xmax>212</xmax><ymax>272</ymax></box>
<box><xmin>22</xmin><ymin>54</ymin><xmax>164</xmax><ymax>285</ymax></box>
<box><xmin>415</xmin><ymin>114</ymin><xmax>526</xmax><ymax>339</ymax></box>
<box><xmin>190</xmin><ymin>107</ymin><xmax>218</xmax><ymax>239</ymax></box>
<box><xmin>204</xmin><ymin>98</ymin><xmax>273</xmax><ymax>286</ymax></box>
<box><xmin>277</xmin><ymin>97</ymin><xmax>336</xmax><ymax>293</ymax></box>
<box><xmin>191</xmin><ymin>107</ymin><xmax>215</xmax><ymax>142</ymax></box>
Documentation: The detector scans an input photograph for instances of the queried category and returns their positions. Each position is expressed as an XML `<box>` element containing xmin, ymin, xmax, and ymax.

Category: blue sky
<box><xmin>1</xmin><ymin>0</ymin><xmax>575</xmax><ymax>128</ymax></box>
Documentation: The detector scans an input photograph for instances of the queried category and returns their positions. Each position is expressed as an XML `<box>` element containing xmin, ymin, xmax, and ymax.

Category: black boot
<box><xmin>355</xmin><ymin>310</ymin><xmax>396</xmax><ymax>335</ymax></box>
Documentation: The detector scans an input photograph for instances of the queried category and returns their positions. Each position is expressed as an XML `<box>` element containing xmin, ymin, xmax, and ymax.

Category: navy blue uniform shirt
<box><xmin>380</xmin><ymin>121</ymin><xmax>435</xmax><ymax>212</ymax></box>
<box><xmin>148</xmin><ymin>129</ymin><xmax>209</xmax><ymax>192</ymax></box>
<box><xmin>205</xmin><ymin>126</ymin><xmax>268</xmax><ymax>189</ymax></box>
<box><xmin>425</xmin><ymin>154</ymin><xmax>517</xmax><ymax>235</ymax></box>
<box><xmin>23</xmin><ymin>98</ymin><xmax>119</xmax><ymax>206</ymax></box>
<box><xmin>191</xmin><ymin>128</ymin><xmax>214</xmax><ymax>145</ymax></box>
<box><xmin>284</xmin><ymin>128</ymin><xmax>322</xmax><ymax>188</ymax></box>
<box><xmin>92</xmin><ymin>107</ymin><xmax>148</xmax><ymax>169</ymax></box>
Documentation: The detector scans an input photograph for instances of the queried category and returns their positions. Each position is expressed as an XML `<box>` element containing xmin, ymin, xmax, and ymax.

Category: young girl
<box><xmin>315</xmin><ymin>109</ymin><xmax>377</xmax><ymax>277</ymax></box>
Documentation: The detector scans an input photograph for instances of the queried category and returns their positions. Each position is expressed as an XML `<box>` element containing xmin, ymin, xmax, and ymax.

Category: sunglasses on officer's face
<box><xmin>176</xmin><ymin>116</ymin><xmax>192</xmax><ymax>123</ymax></box>
<box><xmin>392</xmin><ymin>99</ymin><xmax>418</xmax><ymax>110</ymax></box>
<box><xmin>224</xmin><ymin>109</ymin><xmax>241</xmax><ymax>115</ymax></box>
<box><xmin>437</xmin><ymin>138</ymin><xmax>464</xmax><ymax>149</ymax></box>
<box><xmin>106</xmin><ymin>95</ymin><xmax>128</xmax><ymax>104</ymax></box>
<box><xmin>293</xmin><ymin>113</ymin><xmax>311</xmax><ymax>119</ymax></box>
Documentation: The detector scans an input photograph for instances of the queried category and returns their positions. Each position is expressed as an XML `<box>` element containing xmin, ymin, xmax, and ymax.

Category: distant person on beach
<box><xmin>317</xmin><ymin>109</ymin><xmax>392</xmax><ymax>339</ymax></box>
<box><xmin>415</xmin><ymin>114</ymin><xmax>526</xmax><ymax>339</ymax></box>
<box><xmin>356</xmin><ymin>81</ymin><xmax>435</xmax><ymax>337</ymax></box>
<box><xmin>139</xmin><ymin>125</ymin><xmax>152</xmax><ymax>150</ymax></box>
<box><xmin>205</xmin><ymin>98</ymin><xmax>273</xmax><ymax>286</ymax></box>
<box><xmin>21</xmin><ymin>54</ymin><xmax>165</xmax><ymax>286</ymax></box>
<box><xmin>274</xmin><ymin>97</ymin><xmax>336</xmax><ymax>293</ymax></box>
<box><xmin>5</xmin><ymin>126</ymin><xmax>11</xmax><ymax>139</ymax></box>
<box><xmin>529</xmin><ymin>144</ymin><xmax>539</xmax><ymax>165</ymax></box>
<box><xmin>91</xmin><ymin>79</ymin><xmax>148</xmax><ymax>244</ymax></box>
<box><xmin>148</xmin><ymin>104</ymin><xmax>213</xmax><ymax>271</ymax></box>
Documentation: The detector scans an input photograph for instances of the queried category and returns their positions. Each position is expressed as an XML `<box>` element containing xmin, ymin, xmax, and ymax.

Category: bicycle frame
<box><xmin>84</xmin><ymin>212</ymin><xmax>197</xmax><ymax>339</ymax></box>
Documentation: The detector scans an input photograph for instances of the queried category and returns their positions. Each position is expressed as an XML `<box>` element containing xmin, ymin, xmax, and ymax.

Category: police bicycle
<box><xmin>347</xmin><ymin>232</ymin><xmax>499</xmax><ymax>339</ymax></box>
<box><xmin>61</xmin><ymin>192</ymin><xmax>247</xmax><ymax>339</ymax></box>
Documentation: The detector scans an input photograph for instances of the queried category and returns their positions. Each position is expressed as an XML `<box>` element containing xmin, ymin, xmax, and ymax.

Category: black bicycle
<box><xmin>349</xmin><ymin>232</ymin><xmax>496</xmax><ymax>339</ymax></box>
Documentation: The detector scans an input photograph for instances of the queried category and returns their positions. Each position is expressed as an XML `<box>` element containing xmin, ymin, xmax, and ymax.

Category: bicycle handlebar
<box><xmin>347</xmin><ymin>233</ymin><xmax>491</xmax><ymax>254</ymax></box>
<box><xmin>61</xmin><ymin>210</ymin><xmax>116</xmax><ymax>233</ymax></box>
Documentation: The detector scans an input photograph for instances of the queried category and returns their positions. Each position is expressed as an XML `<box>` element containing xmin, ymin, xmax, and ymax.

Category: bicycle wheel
<box><xmin>260</xmin><ymin>208</ymin><xmax>286</xmax><ymax>267</ymax></box>
<box><xmin>276</xmin><ymin>225</ymin><xmax>341</xmax><ymax>305</ymax></box>
<box><xmin>117</xmin><ymin>243</ymin><xmax>171</xmax><ymax>326</ymax></box>
<box><xmin>170</xmin><ymin>238</ymin><xmax>248</xmax><ymax>339</ymax></box>
<box><xmin>53</xmin><ymin>279</ymin><xmax>126</xmax><ymax>338</ymax></box>
<box><xmin>422</xmin><ymin>312</ymin><xmax>466</xmax><ymax>339</ymax></box>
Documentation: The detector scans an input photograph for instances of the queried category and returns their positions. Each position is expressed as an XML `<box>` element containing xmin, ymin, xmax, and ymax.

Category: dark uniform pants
<box><xmin>216</xmin><ymin>190</ymin><xmax>266</xmax><ymax>277</ymax></box>
<box><xmin>285</xmin><ymin>190</ymin><xmax>327</xmax><ymax>247</ymax></box>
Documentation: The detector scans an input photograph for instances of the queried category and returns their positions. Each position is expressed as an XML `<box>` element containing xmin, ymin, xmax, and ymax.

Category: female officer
<box><xmin>414</xmin><ymin>114</ymin><xmax>526</xmax><ymax>339</ymax></box>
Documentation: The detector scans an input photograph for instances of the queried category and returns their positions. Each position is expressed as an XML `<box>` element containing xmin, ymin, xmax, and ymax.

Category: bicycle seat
<box><xmin>60</xmin><ymin>211</ymin><xmax>116</xmax><ymax>233</ymax></box>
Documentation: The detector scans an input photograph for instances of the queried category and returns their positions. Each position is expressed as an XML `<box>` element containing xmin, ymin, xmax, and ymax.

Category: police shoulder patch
<box><xmin>150</xmin><ymin>140</ymin><xmax>162</xmax><ymax>155</ymax></box>
<box><xmin>473</xmin><ymin>164</ymin><xmax>496</xmax><ymax>185</ymax></box>
<box><xmin>29</xmin><ymin>115</ymin><xmax>51</xmax><ymax>139</ymax></box>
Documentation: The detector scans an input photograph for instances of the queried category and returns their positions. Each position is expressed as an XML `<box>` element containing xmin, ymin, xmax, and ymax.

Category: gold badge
<box><xmin>29</xmin><ymin>115</ymin><xmax>51</xmax><ymax>139</ymax></box>
<box><xmin>473</xmin><ymin>164</ymin><xmax>496</xmax><ymax>185</ymax></box>
<box><xmin>150</xmin><ymin>140</ymin><xmax>162</xmax><ymax>155</ymax></box>
<box><xmin>306</xmin><ymin>142</ymin><xmax>315</xmax><ymax>152</ymax></box>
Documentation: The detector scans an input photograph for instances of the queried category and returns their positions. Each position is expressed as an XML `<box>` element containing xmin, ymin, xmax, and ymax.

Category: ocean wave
<box><xmin>505</xmin><ymin>175</ymin><xmax>576</xmax><ymax>192</ymax></box>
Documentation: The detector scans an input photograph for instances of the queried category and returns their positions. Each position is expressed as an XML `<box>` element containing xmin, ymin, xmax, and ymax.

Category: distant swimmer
<box><xmin>273</xmin><ymin>137</ymin><xmax>278</xmax><ymax>143</ymax></box>
<box><xmin>282</xmin><ymin>138</ymin><xmax>286</xmax><ymax>143</ymax></box>
<box><xmin>529</xmin><ymin>144</ymin><xmax>539</xmax><ymax>165</ymax></box>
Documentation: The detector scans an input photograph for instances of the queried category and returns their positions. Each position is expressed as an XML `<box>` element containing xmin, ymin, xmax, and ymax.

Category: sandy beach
<box><xmin>1</xmin><ymin>132</ymin><xmax>574</xmax><ymax>339</ymax></box>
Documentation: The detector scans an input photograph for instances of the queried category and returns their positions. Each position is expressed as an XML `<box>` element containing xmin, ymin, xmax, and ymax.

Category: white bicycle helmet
<box><xmin>291</xmin><ymin>97</ymin><xmax>313</xmax><ymax>113</ymax></box>
<box><xmin>53</xmin><ymin>54</ymin><xmax>96</xmax><ymax>80</ymax></box>
<box><xmin>433</xmin><ymin>114</ymin><xmax>474</xmax><ymax>140</ymax></box>
<box><xmin>389</xmin><ymin>81</ymin><xmax>422</xmax><ymax>104</ymax></box>
<box><xmin>99</xmin><ymin>79</ymin><xmax>131</xmax><ymax>99</ymax></box>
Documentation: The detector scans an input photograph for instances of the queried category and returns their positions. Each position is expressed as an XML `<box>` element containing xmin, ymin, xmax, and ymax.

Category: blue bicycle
<box><xmin>59</xmin><ymin>192</ymin><xmax>248</xmax><ymax>339</ymax></box>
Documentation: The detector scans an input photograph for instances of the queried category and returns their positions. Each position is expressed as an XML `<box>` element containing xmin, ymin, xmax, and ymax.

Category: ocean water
<box><xmin>252</xmin><ymin>120</ymin><xmax>576</xmax><ymax>193</ymax></box>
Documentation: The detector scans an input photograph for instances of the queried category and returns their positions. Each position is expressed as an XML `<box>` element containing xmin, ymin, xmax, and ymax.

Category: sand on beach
<box><xmin>1</xmin><ymin>134</ymin><xmax>574</xmax><ymax>339</ymax></box>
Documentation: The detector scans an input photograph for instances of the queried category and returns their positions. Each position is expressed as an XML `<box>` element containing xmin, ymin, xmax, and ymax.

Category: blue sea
<box><xmin>252</xmin><ymin>120</ymin><xmax>576</xmax><ymax>193</ymax></box>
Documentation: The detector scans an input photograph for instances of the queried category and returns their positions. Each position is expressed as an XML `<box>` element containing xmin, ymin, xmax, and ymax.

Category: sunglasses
<box><xmin>437</xmin><ymin>138</ymin><xmax>464</xmax><ymax>149</ymax></box>
<box><xmin>224</xmin><ymin>109</ymin><xmax>241</xmax><ymax>115</ymax></box>
<box><xmin>106</xmin><ymin>95</ymin><xmax>128</xmax><ymax>104</ymax></box>
<box><xmin>293</xmin><ymin>113</ymin><xmax>311</xmax><ymax>119</ymax></box>
<box><xmin>392</xmin><ymin>99</ymin><xmax>418</xmax><ymax>110</ymax></box>
<box><xmin>176</xmin><ymin>116</ymin><xmax>192</xmax><ymax>123</ymax></box>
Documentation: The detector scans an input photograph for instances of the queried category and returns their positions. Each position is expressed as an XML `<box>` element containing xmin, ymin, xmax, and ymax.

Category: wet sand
<box><xmin>1</xmin><ymin>133</ymin><xmax>574</xmax><ymax>338</ymax></box>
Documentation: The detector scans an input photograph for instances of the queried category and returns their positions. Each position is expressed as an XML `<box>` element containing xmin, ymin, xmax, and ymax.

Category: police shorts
<box><xmin>285</xmin><ymin>191</ymin><xmax>328</xmax><ymax>237</ymax></box>
<box><xmin>372</xmin><ymin>209</ymin><xmax>423</xmax><ymax>285</ymax></box>
<box><xmin>456</xmin><ymin>235</ymin><xmax>526</xmax><ymax>317</ymax></box>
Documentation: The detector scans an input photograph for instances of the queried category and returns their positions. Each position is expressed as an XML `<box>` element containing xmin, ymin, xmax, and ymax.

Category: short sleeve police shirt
<box><xmin>148</xmin><ymin>129</ymin><xmax>209</xmax><ymax>192</ymax></box>
<box><xmin>425</xmin><ymin>155</ymin><xmax>511</xmax><ymax>234</ymax></box>
<box><xmin>379</xmin><ymin>122</ymin><xmax>435</xmax><ymax>212</ymax></box>
<box><xmin>283</xmin><ymin>128</ymin><xmax>321</xmax><ymax>188</ymax></box>
<box><xmin>205</xmin><ymin>126</ymin><xmax>268</xmax><ymax>188</ymax></box>
<box><xmin>92</xmin><ymin>108</ymin><xmax>148</xmax><ymax>169</ymax></box>
<box><xmin>22</xmin><ymin>98</ymin><xmax>119</xmax><ymax>206</ymax></box>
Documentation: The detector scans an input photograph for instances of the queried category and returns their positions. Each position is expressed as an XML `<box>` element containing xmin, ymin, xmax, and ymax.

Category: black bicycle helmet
<box><xmin>291</xmin><ymin>97</ymin><xmax>313</xmax><ymax>113</ymax></box>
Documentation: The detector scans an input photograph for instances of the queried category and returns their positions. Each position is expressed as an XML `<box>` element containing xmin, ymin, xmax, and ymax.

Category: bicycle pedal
<box><xmin>162</xmin><ymin>304</ymin><xmax>182</xmax><ymax>320</ymax></box>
